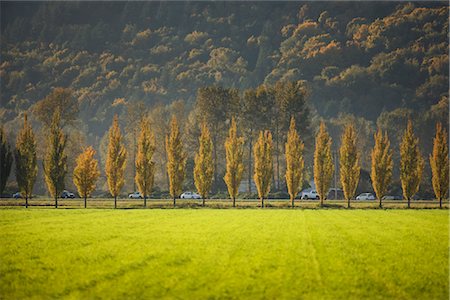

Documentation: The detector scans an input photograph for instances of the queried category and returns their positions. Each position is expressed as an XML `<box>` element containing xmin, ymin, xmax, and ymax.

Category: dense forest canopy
<box><xmin>0</xmin><ymin>1</ymin><xmax>448</xmax><ymax>197</ymax></box>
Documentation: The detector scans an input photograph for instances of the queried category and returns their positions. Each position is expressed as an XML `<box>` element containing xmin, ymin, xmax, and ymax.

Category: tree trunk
<box><xmin>261</xmin><ymin>197</ymin><xmax>264</xmax><ymax>208</ymax></box>
<box><xmin>276</xmin><ymin>122</ymin><xmax>280</xmax><ymax>191</ymax></box>
<box><xmin>25</xmin><ymin>196</ymin><xmax>28</xmax><ymax>208</ymax></box>
<box><xmin>144</xmin><ymin>196</ymin><xmax>147</xmax><ymax>208</ymax></box>
<box><xmin>213</xmin><ymin>133</ymin><xmax>218</xmax><ymax>190</ymax></box>
<box><xmin>440</xmin><ymin>197</ymin><xmax>442</xmax><ymax>209</ymax></box>
<box><xmin>55</xmin><ymin>194</ymin><xmax>58</xmax><ymax>208</ymax></box>
<box><xmin>84</xmin><ymin>196</ymin><xmax>87</xmax><ymax>208</ymax></box>
<box><xmin>379</xmin><ymin>198</ymin><xmax>382</xmax><ymax>208</ymax></box>
<box><xmin>232</xmin><ymin>197</ymin><xmax>236</xmax><ymax>208</ymax></box>
<box><xmin>114</xmin><ymin>196</ymin><xmax>117</xmax><ymax>209</ymax></box>
<box><xmin>202</xmin><ymin>197</ymin><xmax>205</xmax><ymax>207</ymax></box>
<box><xmin>291</xmin><ymin>196</ymin><xmax>294</xmax><ymax>208</ymax></box>
<box><xmin>347</xmin><ymin>198</ymin><xmax>350</xmax><ymax>208</ymax></box>
<box><xmin>407</xmin><ymin>197</ymin><xmax>410</xmax><ymax>209</ymax></box>
<box><xmin>320</xmin><ymin>197</ymin><xmax>323</xmax><ymax>207</ymax></box>
<box><xmin>173</xmin><ymin>197</ymin><xmax>176</xmax><ymax>207</ymax></box>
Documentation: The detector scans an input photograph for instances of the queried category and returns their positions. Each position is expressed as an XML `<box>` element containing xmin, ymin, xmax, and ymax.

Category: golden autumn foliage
<box><xmin>106</xmin><ymin>114</ymin><xmax>127</xmax><ymax>208</ymax></box>
<box><xmin>135</xmin><ymin>117</ymin><xmax>156</xmax><ymax>207</ymax></box>
<box><xmin>15</xmin><ymin>114</ymin><xmax>37</xmax><ymax>207</ymax></box>
<box><xmin>285</xmin><ymin>117</ymin><xmax>304</xmax><ymax>207</ymax></box>
<box><xmin>400</xmin><ymin>120</ymin><xmax>424</xmax><ymax>207</ymax></box>
<box><xmin>224</xmin><ymin>117</ymin><xmax>244</xmax><ymax>207</ymax></box>
<box><xmin>73</xmin><ymin>146</ymin><xmax>100</xmax><ymax>208</ymax></box>
<box><xmin>314</xmin><ymin>122</ymin><xmax>333</xmax><ymax>206</ymax></box>
<box><xmin>253</xmin><ymin>130</ymin><xmax>273</xmax><ymax>208</ymax></box>
<box><xmin>371</xmin><ymin>129</ymin><xmax>393</xmax><ymax>208</ymax></box>
<box><xmin>194</xmin><ymin>122</ymin><xmax>214</xmax><ymax>205</ymax></box>
<box><xmin>43</xmin><ymin>111</ymin><xmax>67</xmax><ymax>208</ymax></box>
<box><xmin>0</xmin><ymin>126</ymin><xmax>13</xmax><ymax>196</ymax></box>
<box><xmin>339</xmin><ymin>124</ymin><xmax>360</xmax><ymax>208</ymax></box>
<box><xmin>430</xmin><ymin>122</ymin><xmax>449</xmax><ymax>208</ymax></box>
<box><xmin>166</xmin><ymin>115</ymin><xmax>186</xmax><ymax>206</ymax></box>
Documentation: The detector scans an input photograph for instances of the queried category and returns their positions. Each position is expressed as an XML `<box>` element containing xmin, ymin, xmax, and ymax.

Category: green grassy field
<box><xmin>0</xmin><ymin>209</ymin><xmax>448</xmax><ymax>299</ymax></box>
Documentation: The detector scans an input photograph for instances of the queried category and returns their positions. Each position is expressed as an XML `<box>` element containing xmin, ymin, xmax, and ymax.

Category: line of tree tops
<box><xmin>0</xmin><ymin>88</ymin><xmax>448</xmax><ymax>208</ymax></box>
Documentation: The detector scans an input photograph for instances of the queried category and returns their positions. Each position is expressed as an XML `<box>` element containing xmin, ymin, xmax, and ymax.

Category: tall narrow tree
<box><xmin>371</xmin><ymin>129</ymin><xmax>393</xmax><ymax>208</ymax></box>
<box><xmin>166</xmin><ymin>115</ymin><xmax>186</xmax><ymax>207</ymax></box>
<box><xmin>43</xmin><ymin>111</ymin><xmax>67</xmax><ymax>208</ymax></box>
<box><xmin>254</xmin><ymin>130</ymin><xmax>273</xmax><ymax>208</ymax></box>
<box><xmin>314</xmin><ymin>122</ymin><xmax>334</xmax><ymax>207</ymax></box>
<box><xmin>15</xmin><ymin>114</ymin><xmax>37</xmax><ymax>208</ymax></box>
<box><xmin>400</xmin><ymin>120</ymin><xmax>424</xmax><ymax>208</ymax></box>
<box><xmin>224</xmin><ymin>117</ymin><xmax>244</xmax><ymax>207</ymax></box>
<box><xmin>73</xmin><ymin>146</ymin><xmax>100</xmax><ymax>208</ymax></box>
<box><xmin>194</xmin><ymin>122</ymin><xmax>214</xmax><ymax>206</ymax></box>
<box><xmin>106</xmin><ymin>115</ymin><xmax>127</xmax><ymax>208</ymax></box>
<box><xmin>0</xmin><ymin>126</ymin><xmax>13</xmax><ymax>196</ymax></box>
<box><xmin>430</xmin><ymin>122</ymin><xmax>449</xmax><ymax>208</ymax></box>
<box><xmin>135</xmin><ymin>117</ymin><xmax>156</xmax><ymax>208</ymax></box>
<box><xmin>339</xmin><ymin>124</ymin><xmax>360</xmax><ymax>208</ymax></box>
<box><xmin>285</xmin><ymin>117</ymin><xmax>304</xmax><ymax>208</ymax></box>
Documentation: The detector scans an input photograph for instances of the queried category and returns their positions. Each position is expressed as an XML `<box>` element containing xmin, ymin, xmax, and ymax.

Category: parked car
<box><xmin>13</xmin><ymin>192</ymin><xmax>22</xmax><ymax>199</ymax></box>
<box><xmin>128</xmin><ymin>192</ymin><xmax>143</xmax><ymax>199</ymax></box>
<box><xmin>327</xmin><ymin>188</ymin><xmax>344</xmax><ymax>200</ymax></box>
<box><xmin>356</xmin><ymin>193</ymin><xmax>375</xmax><ymax>200</ymax></box>
<box><xmin>300</xmin><ymin>189</ymin><xmax>319</xmax><ymax>200</ymax></box>
<box><xmin>61</xmin><ymin>190</ymin><xmax>75</xmax><ymax>198</ymax></box>
<box><xmin>382</xmin><ymin>195</ymin><xmax>402</xmax><ymax>200</ymax></box>
<box><xmin>180</xmin><ymin>191</ymin><xmax>201</xmax><ymax>199</ymax></box>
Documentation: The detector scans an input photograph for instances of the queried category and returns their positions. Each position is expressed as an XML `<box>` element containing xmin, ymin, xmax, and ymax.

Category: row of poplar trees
<box><xmin>1</xmin><ymin>110</ymin><xmax>448</xmax><ymax>208</ymax></box>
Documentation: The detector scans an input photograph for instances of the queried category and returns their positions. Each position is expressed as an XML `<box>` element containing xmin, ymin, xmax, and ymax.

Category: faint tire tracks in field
<box><xmin>302</xmin><ymin>213</ymin><xmax>324</xmax><ymax>289</ymax></box>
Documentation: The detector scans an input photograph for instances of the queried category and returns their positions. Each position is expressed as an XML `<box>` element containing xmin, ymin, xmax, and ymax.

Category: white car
<box><xmin>180</xmin><ymin>191</ymin><xmax>201</xmax><ymax>199</ymax></box>
<box><xmin>356</xmin><ymin>193</ymin><xmax>375</xmax><ymax>200</ymax></box>
<box><xmin>300</xmin><ymin>189</ymin><xmax>319</xmax><ymax>200</ymax></box>
<box><xmin>128</xmin><ymin>192</ymin><xmax>143</xmax><ymax>199</ymax></box>
<box><xmin>61</xmin><ymin>190</ymin><xmax>75</xmax><ymax>198</ymax></box>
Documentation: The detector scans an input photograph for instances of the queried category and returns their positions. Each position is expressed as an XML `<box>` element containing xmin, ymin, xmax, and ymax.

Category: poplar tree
<box><xmin>285</xmin><ymin>117</ymin><xmax>304</xmax><ymax>208</ymax></box>
<box><xmin>43</xmin><ymin>111</ymin><xmax>67</xmax><ymax>208</ymax></box>
<box><xmin>0</xmin><ymin>126</ymin><xmax>13</xmax><ymax>196</ymax></box>
<box><xmin>15</xmin><ymin>114</ymin><xmax>37</xmax><ymax>208</ymax></box>
<box><xmin>194</xmin><ymin>122</ymin><xmax>214</xmax><ymax>206</ymax></box>
<box><xmin>429</xmin><ymin>122</ymin><xmax>449</xmax><ymax>208</ymax></box>
<box><xmin>135</xmin><ymin>117</ymin><xmax>155</xmax><ymax>208</ymax></box>
<box><xmin>73</xmin><ymin>146</ymin><xmax>100</xmax><ymax>208</ymax></box>
<box><xmin>400</xmin><ymin>120</ymin><xmax>424</xmax><ymax>208</ymax></box>
<box><xmin>254</xmin><ymin>130</ymin><xmax>273</xmax><ymax>208</ymax></box>
<box><xmin>166</xmin><ymin>115</ymin><xmax>186</xmax><ymax>207</ymax></box>
<box><xmin>339</xmin><ymin>124</ymin><xmax>360</xmax><ymax>208</ymax></box>
<box><xmin>371</xmin><ymin>129</ymin><xmax>393</xmax><ymax>208</ymax></box>
<box><xmin>224</xmin><ymin>117</ymin><xmax>244</xmax><ymax>207</ymax></box>
<box><xmin>314</xmin><ymin>122</ymin><xmax>334</xmax><ymax>207</ymax></box>
<box><xmin>106</xmin><ymin>114</ymin><xmax>127</xmax><ymax>208</ymax></box>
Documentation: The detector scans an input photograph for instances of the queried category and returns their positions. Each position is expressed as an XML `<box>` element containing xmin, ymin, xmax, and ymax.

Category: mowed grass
<box><xmin>0</xmin><ymin>209</ymin><xmax>448</xmax><ymax>299</ymax></box>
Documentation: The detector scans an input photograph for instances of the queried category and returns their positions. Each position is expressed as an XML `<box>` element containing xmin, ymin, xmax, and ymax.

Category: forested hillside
<box><xmin>1</xmin><ymin>1</ymin><xmax>448</xmax><ymax>196</ymax></box>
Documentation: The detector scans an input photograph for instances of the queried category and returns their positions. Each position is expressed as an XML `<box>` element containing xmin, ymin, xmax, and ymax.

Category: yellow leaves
<box><xmin>254</xmin><ymin>130</ymin><xmax>273</xmax><ymax>206</ymax></box>
<box><xmin>430</xmin><ymin>122</ymin><xmax>449</xmax><ymax>203</ymax></box>
<box><xmin>73</xmin><ymin>146</ymin><xmax>100</xmax><ymax>199</ymax></box>
<box><xmin>135</xmin><ymin>117</ymin><xmax>156</xmax><ymax>200</ymax></box>
<box><xmin>339</xmin><ymin>124</ymin><xmax>360</xmax><ymax>204</ymax></box>
<box><xmin>371</xmin><ymin>128</ymin><xmax>393</xmax><ymax>203</ymax></box>
<box><xmin>285</xmin><ymin>117</ymin><xmax>304</xmax><ymax>205</ymax></box>
<box><xmin>166</xmin><ymin>116</ymin><xmax>186</xmax><ymax>199</ymax></box>
<box><xmin>314</xmin><ymin>122</ymin><xmax>333</xmax><ymax>205</ymax></box>
<box><xmin>224</xmin><ymin>117</ymin><xmax>244</xmax><ymax>203</ymax></box>
<box><xmin>194</xmin><ymin>122</ymin><xmax>214</xmax><ymax>199</ymax></box>
<box><xmin>106</xmin><ymin>114</ymin><xmax>127</xmax><ymax>199</ymax></box>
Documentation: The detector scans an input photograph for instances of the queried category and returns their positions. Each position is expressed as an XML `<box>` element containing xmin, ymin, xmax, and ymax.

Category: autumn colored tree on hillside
<box><xmin>194</xmin><ymin>122</ymin><xmax>214</xmax><ymax>206</ymax></box>
<box><xmin>339</xmin><ymin>124</ymin><xmax>360</xmax><ymax>208</ymax></box>
<box><xmin>430</xmin><ymin>122</ymin><xmax>449</xmax><ymax>208</ymax></box>
<box><xmin>371</xmin><ymin>129</ymin><xmax>393</xmax><ymax>208</ymax></box>
<box><xmin>314</xmin><ymin>122</ymin><xmax>333</xmax><ymax>207</ymax></box>
<box><xmin>135</xmin><ymin>117</ymin><xmax>156</xmax><ymax>208</ymax></box>
<box><xmin>106</xmin><ymin>115</ymin><xmax>127</xmax><ymax>208</ymax></box>
<box><xmin>43</xmin><ymin>111</ymin><xmax>67</xmax><ymax>208</ymax></box>
<box><xmin>166</xmin><ymin>115</ymin><xmax>186</xmax><ymax>207</ymax></box>
<box><xmin>224</xmin><ymin>117</ymin><xmax>244</xmax><ymax>207</ymax></box>
<box><xmin>15</xmin><ymin>114</ymin><xmax>37</xmax><ymax>208</ymax></box>
<box><xmin>254</xmin><ymin>130</ymin><xmax>273</xmax><ymax>208</ymax></box>
<box><xmin>400</xmin><ymin>120</ymin><xmax>424</xmax><ymax>208</ymax></box>
<box><xmin>73</xmin><ymin>146</ymin><xmax>100</xmax><ymax>208</ymax></box>
<box><xmin>285</xmin><ymin>117</ymin><xmax>304</xmax><ymax>208</ymax></box>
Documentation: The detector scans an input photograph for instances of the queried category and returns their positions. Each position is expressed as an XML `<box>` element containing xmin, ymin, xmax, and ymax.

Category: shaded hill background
<box><xmin>1</xmin><ymin>1</ymin><xmax>448</xmax><ymax>196</ymax></box>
